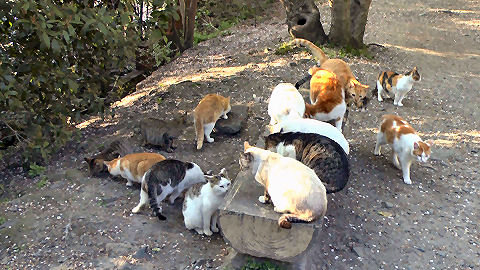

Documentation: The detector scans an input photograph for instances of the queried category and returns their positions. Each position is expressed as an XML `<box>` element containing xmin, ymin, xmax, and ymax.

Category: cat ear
<box><xmin>413</xmin><ymin>66</ymin><xmax>418</xmax><ymax>71</ymax></box>
<box><xmin>205</xmin><ymin>169</ymin><xmax>213</xmax><ymax>176</ymax></box>
<box><xmin>426</xmin><ymin>139</ymin><xmax>434</xmax><ymax>147</ymax></box>
<box><xmin>84</xmin><ymin>157</ymin><xmax>93</xmax><ymax>164</ymax></box>
<box><xmin>244</xmin><ymin>141</ymin><xmax>251</xmax><ymax>151</ymax></box>
<box><xmin>219</xmin><ymin>168</ymin><xmax>228</xmax><ymax>178</ymax></box>
<box><xmin>360</xmin><ymin>83</ymin><xmax>370</xmax><ymax>89</ymax></box>
<box><xmin>413</xmin><ymin>142</ymin><xmax>419</xmax><ymax>149</ymax></box>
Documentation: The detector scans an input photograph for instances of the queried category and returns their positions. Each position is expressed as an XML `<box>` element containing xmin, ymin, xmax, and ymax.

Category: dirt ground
<box><xmin>1</xmin><ymin>0</ymin><xmax>480</xmax><ymax>269</ymax></box>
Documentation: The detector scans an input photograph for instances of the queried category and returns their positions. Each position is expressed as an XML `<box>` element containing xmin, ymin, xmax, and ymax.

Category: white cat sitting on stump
<box><xmin>182</xmin><ymin>168</ymin><xmax>231</xmax><ymax>236</ymax></box>
<box><xmin>374</xmin><ymin>114</ymin><xmax>433</xmax><ymax>185</ymax></box>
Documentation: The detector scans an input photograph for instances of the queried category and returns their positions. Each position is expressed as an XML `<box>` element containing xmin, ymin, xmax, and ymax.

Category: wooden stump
<box><xmin>218</xmin><ymin>170</ymin><xmax>322</xmax><ymax>262</ymax></box>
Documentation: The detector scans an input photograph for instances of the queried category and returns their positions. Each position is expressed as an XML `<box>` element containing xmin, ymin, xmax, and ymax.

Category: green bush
<box><xmin>0</xmin><ymin>0</ymin><xmax>177</xmax><ymax>166</ymax></box>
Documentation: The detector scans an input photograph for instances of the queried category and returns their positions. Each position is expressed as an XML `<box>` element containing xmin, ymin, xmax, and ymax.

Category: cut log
<box><xmin>218</xmin><ymin>169</ymin><xmax>322</xmax><ymax>262</ymax></box>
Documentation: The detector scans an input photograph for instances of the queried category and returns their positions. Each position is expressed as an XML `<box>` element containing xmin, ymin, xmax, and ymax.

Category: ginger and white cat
<box><xmin>104</xmin><ymin>152</ymin><xmax>166</xmax><ymax>186</ymax></box>
<box><xmin>182</xmin><ymin>168</ymin><xmax>231</xmax><ymax>236</ymax></box>
<box><xmin>132</xmin><ymin>159</ymin><xmax>205</xmax><ymax>220</ymax></box>
<box><xmin>374</xmin><ymin>114</ymin><xmax>433</xmax><ymax>185</ymax></box>
<box><xmin>376</xmin><ymin>67</ymin><xmax>421</xmax><ymax>106</ymax></box>
<box><xmin>304</xmin><ymin>67</ymin><xmax>346</xmax><ymax>130</ymax></box>
<box><xmin>268</xmin><ymin>83</ymin><xmax>305</xmax><ymax>125</ymax></box>
<box><xmin>290</xmin><ymin>38</ymin><xmax>370</xmax><ymax>108</ymax></box>
<box><xmin>268</xmin><ymin>118</ymin><xmax>350</xmax><ymax>155</ymax></box>
<box><xmin>239</xmin><ymin>142</ymin><xmax>327</xmax><ymax>229</ymax></box>
<box><xmin>194</xmin><ymin>94</ymin><xmax>231</xmax><ymax>149</ymax></box>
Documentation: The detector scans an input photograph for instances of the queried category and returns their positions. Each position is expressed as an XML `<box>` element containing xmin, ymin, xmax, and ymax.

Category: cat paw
<box><xmin>398</xmin><ymin>103</ymin><xmax>404</xmax><ymax>107</ymax></box>
<box><xmin>126</xmin><ymin>181</ymin><xmax>133</xmax><ymax>187</ymax></box>
<box><xmin>223</xmin><ymin>114</ymin><xmax>228</xmax><ymax>119</ymax></box>
<box><xmin>258</xmin><ymin>196</ymin><xmax>267</xmax><ymax>204</ymax></box>
<box><xmin>168</xmin><ymin>198</ymin><xmax>176</xmax><ymax>204</ymax></box>
<box><xmin>377</xmin><ymin>96</ymin><xmax>383</xmax><ymax>102</ymax></box>
<box><xmin>403</xmin><ymin>179</ymin><xmax>412</xmax><ymax>185</ymax></box>
<box><xmin>195</xmin><ymin>228</ymin><xmax>203</xmax><ymax>235</ymax></box>
<box><xmin>203</xmin><ymin>229</ymin><xmax>213</xmax><ymax>236</ymax></box>
<box><xmin>211</xmin><ymin>226</ymin><xmax>219</xmax><ymax>233</ymax></box>
<box><xmin>206</xmin><ymin>137</ymin><xmax>214</xmax><ymax>143</ymax></box>
<box><xmin>132</xmin><ymin>206</ymin><xmax>141</xmax><ymax>213</ymax></box>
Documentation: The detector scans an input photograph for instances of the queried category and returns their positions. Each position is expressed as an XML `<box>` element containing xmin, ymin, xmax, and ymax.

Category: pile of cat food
<box><xmin>85</xmin><ymin>38</ymin><xmax>431</xmax><ymax>235</ymax></box>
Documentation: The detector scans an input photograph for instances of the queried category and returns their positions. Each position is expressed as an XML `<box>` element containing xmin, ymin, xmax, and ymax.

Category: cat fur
<box><xmin>265</xmin><ymin>132</ymin><xmax>349</xmax><ymax>194</ymax></box>
<box><xmin>290</xmin><ymin>38</ymin><xmax>370</xmax><ymax>109</ymax></box>
<box><xmin>268</xmin><ymin>83</ymin><xmax>306</xmax><ymax>125</ymax></box>
<box><xmin>374</xmin><ymin>114</ymin><xmax>433</xmax><ymax>184</ymax></box>
<box><xmin>268</xmin><ymin>118</ymin><xmax>350</xmax><ymax>155</ymax></box>
<box><xmin>376</xmin><ymin>67</ymin><xmax>421</xmax><ymax>106</ymax></box>
<box><xmin>182</xmin><ymin>168</ymin><xmax>231</xmax><ymax>236</ymax></box>
<box><xmin>194</xmin><ymin>94</ymin><xmax>231</xmax><ymax>150</ymax></box>
<box><xmin>239</xmin><ymin>142</ymin><xmax>327</xmax><ymax>229</ymax></box>
<box><xmin>139</xmin><ymin>113</ymin><xmax>187</xmax><ymax>152</ymax></box>
<box><xmin>132</xmin><ymin>159</ymin><xmax>205</xmax><ymax>220</ymax></box>
<box><xmin>304</xmin><ymin>67</ymin><xmax>346</xmax><ymax>130</ymax></box>
<box><xmin>104</xmin><ymin>152</ymin><xmax>166</xmax><ymax>186</ymax></box>
<box><xmin>84</xmin><ymin>139</ymin><xmax>133</xmax><ymax>176</ymax></box>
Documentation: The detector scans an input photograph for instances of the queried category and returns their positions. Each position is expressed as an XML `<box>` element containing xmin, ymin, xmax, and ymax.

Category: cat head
<box><xmin>103</xmin><ymin>158</ymin><xmax>120</xmax><ymax>174</ymax></box>
<box><xmin>413</xmin><ymin>139</ymin><xmax>433</xmax><ymax>162</ymax></box>
<box><xmin>84</xmin><ymin>157</ymin><xmax>108</xmax><ymax>176</ymax></box>
<box><xmin>239</xmin><ymin>142</ymin><xmax>255</xmax><ymax>170</ymax></box>
<box><xmin>406</xmin><ymin>67</ymin><xmax>421</xmax><ymax>81</ymax></box>
<box><xmin>347</xmin><ymin>79</ymin><xmax>370</xmax><ymax>108</ymax></box>
<box><xmin>162</xmin><ymin>133</ymin><xmax>176</xmax><ymax>153</ymax></box>
<box><xmin>205</xmin><ymin>168</ymin><xmax>231</xmax><ymax>195</ymax></box>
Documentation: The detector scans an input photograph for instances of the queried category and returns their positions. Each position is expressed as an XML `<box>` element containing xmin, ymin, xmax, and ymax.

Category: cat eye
<box><xmin>351</xmin><ymin>93</ymin><xmax>356</xmax><ymax>97</ymax></box>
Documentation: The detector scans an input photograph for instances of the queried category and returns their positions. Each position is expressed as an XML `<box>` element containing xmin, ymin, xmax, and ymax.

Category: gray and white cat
<box><xmin>182</xmin><ymin>168</ymin><xmax>231</xmax><ymax>236</ymax></box>
<box><xmin>131</xmin><ymin>159</ymin><xmax>205</xmax><ymax>220</ymax></box>
<box><xmin>265</xmin><ymin>132</ymin><xmax>349</xmax><ymax>194</ymax></box>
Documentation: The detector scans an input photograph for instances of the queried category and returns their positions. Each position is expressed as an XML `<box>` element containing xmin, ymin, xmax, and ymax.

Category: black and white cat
<box><xmin>131</xmin><ymin>159</ymin><xmax>205</xmax><ymax>221</ymax></box>
<box><xmin>265</xmin><ymin>132</ymin><xmax>349</xmax><ymax>194</ymax></box>
<box><xmin>182</xmin><ymin>168</ymin><xmax>231</xmax><ymax>236</ymax></box>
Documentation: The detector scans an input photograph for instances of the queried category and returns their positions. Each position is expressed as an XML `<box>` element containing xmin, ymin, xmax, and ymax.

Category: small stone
<box><xmin>381</xmin><ymin>201</ymin><xmax>394</xmax><ymax>209</ymax></box>
<box><xmin>352</xmin><ymin>246</ymin><xmax>368</xmax><ymax>258</ymax></box>
<box><xmin>289</xmin><ymin>62</ymin><xmax>297</xmax><ymax>67</ymax></box>
<box><xmin>436</xmin><ymin>251</ymin><xmax>447</xmax><ymax>258</ymax></box>
<box><xmin>132</xmin><ymin>245</ymin><xmax>150</xmax><ymax>260</ymax></box>
<box><xmin>215</xmin><ymin>105</ymin><xmax>248</xmax><ymax>135</ymax></box>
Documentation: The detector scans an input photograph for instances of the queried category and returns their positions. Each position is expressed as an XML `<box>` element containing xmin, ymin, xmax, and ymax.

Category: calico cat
<box><xmin>131</xmin><ymin>159</ymin><xmax>205</xmax><ymax>220</ymax></box>
<box><xmin>376</xmin><ymin>67</ymin><xmax>421</xmax><ymax>106</ymax></box>
<box><xmin>182</xmin><ymin>168</ymin><xmax>231</xmax><ymax>236</ymax></box>
<box><xmin>374</xmin><ymin>114</ymin><xmax>433</xmax><ymax>185</ymax></box>
<box><xmin>290</xmin><ymin>38</ymin><xmax>370</xmax><ymax>108</ymax></box>
<box><xmin>194</xmin><ymin>94</ymin><xmax>231</xmax><ymax>149</ymax></box>
<box><xmin>268</xmin><ymin>118</ymin><xmax>350</xmax><ymax>155</ymax></box>
<box><xmin>84</xmin><ymin>139</ymin><xmax>133</xmax><ymax>176</ymax></box>
<box><xmin>104</xmin><ymin>153</ymin><xmax>166</xmax><ymax>186</ymax></box>
<box><xmin>304</xmin><ymin>67</ymin><xmax>346</xmax><ymax>130</ymax></box>
<box><xmin>268</xmin><ymin>83</ymin><xmax>305</xmax><ymax>125</ymax></box>
<box><xmin>139</xmin><ymin>113</ymin><xmax>187</xmax><ymax>152</ymax></box>
<box><xmin>265</xmin><ymin>132</ymin><xmax>349</xmax><ymax>194</ymax></box>
<box><xmin>239</xmin><ymin>142</ymin><xmax>327</xmax><ymax>229</ymax></box>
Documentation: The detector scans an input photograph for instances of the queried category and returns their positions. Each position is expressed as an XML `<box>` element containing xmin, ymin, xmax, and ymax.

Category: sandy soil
<box><xmin>1</xmin><ymin>0</ymin><xmax>479</xmax><ymax>269</ymax></box>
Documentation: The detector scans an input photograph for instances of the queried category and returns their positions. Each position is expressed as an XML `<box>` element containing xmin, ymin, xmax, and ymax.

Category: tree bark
<box><xmin>279</xmin><ymin>0</ymin><xmax>328</xmax><ymax>44</ymax></box>
<box><xmin>350</xmin><ymin>0</ymin><xmax>372</xmax><ymax>48</ymax></box>
<box><xmin>329</xmin><ymin>0</ymin><xmax>351</xmax><ymax>46</ymax></box>
<box><xmin>183</xmin><ymin>0</ymin><xmax>198</xmax><ymax>49</ymax></box>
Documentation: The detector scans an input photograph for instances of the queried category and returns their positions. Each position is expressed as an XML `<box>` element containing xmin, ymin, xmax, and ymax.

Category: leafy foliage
<box><xmin>0</xmin><ymin>0</ymin><xmax>178</xmax><ymax>166</ymax></box>
<box><xmin>241</xmin><ymin>259</ymin><xmax>284</xmax><ymax>270</ymax></box>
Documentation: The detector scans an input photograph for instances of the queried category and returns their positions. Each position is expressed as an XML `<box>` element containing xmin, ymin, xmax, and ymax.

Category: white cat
<box><xmin>374</xmin><ymin>114</ymin><xmax>433</xmax><ymax>184</ymax></box>
<box><xmin>268</xmin><ymin>118</ymin><xmax>350</xmax><ymax>155</ymax></box>
<box><xmin>131</xmin><ymin>159</ymin><xmax>205</xmax><ymax>221</ymax></box>
<box><xmin>267</xmin><ymin>83</ymin><xmax>305</xmax><ymax>125</ymax></box>
<box><xmin>239</xmin><ymin>142</ymin><xmax>327</xmax><ymax>229</ymax></box>
<box><xmin>182</xmin><ymin>168</ymin><xmax>231</xmax><ymax>236</ymax></box>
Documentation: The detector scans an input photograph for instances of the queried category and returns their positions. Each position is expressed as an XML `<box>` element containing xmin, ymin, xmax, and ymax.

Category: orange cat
<box><xmin>194</xmin><ymin>94</ymin><xmax>231</xmax><ymax>150</ymax></box>
<box><xmin>374</xmin><ymin>115</ymin><xmax>433</xmax><ymax>185</ymax></box>
<box><xmin>304</xmin><ymin>67</ymin><xmax>346</xmax><ymax>130</ymax></box>
<box><xmin>290</xmin><ymin>38</ymin><xmax>370</xmax><ymax>108</ymax></box>
<box><xmin>104</xmin><ymin>153</ymin><xmax>166</xmax><ymax>186</ymax></box>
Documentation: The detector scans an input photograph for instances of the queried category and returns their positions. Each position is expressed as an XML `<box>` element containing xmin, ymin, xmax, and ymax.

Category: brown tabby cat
<box><xmin>304</xmin><ymin>67</ymin><xmax>346</xmax><ymax>130</ymax></box>
<box><xmin>194</xmin><ymin>94</ymin><xmax>231</xmax><ymax>150</ymax></box>
<box><xmin>290</xmin><ymin>38</ymin><xmax>370</xmax><ymax>108</ymax></box>
<box><xmin>104</xmin><ymin>153</ymin><xmax>166</xmax><ymax>186</ymax></box>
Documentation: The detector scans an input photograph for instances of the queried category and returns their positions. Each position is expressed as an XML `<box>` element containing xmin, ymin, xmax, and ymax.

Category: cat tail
<box><xmin>146</xmin><ymin>170</ymin><xmax>167</xmax><ymax>221</ymax></box>
<box><xmin>289</xmin><ymin>38</ymin><xmax>329</xmax><ymax>65</ymax></box>
<box><xmin>278</xmin><ymin>212</ymin><xmax>315</xmax><ymax>229</ymax></box>
<box><xmin>295</xmin><ymin>74</ymin><xmax>312</xmax><ymax>89</ymax></box>
<box><xmin>194</xmin><ymin>116</ymin><xmax>204</xmax><ymax>150</ymax></box>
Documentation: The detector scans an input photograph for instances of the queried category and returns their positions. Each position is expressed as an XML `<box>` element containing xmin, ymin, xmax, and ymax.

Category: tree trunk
<box><xmin>183</xmin><ymin>0</ymin><xmax>198</xmax><ymax>49</ymax></box>
<box><xmin>350</xmin><ymin>0</ymin><xmax>372</xmax><ymax>48</ymax></box>
<box><xmin>279</xmin><ymin>0</ymin><xmax>328</xmax><ymax>44</ymax></box>
<box><xmin>280</xmin><ymin>0</ymin><xmax>372</xmax><ymax>48</ymax></box>
<box><xmin>329</xmin><ymin>0</ymin><xmax>351</xmax><ymax>46</ymax></box>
